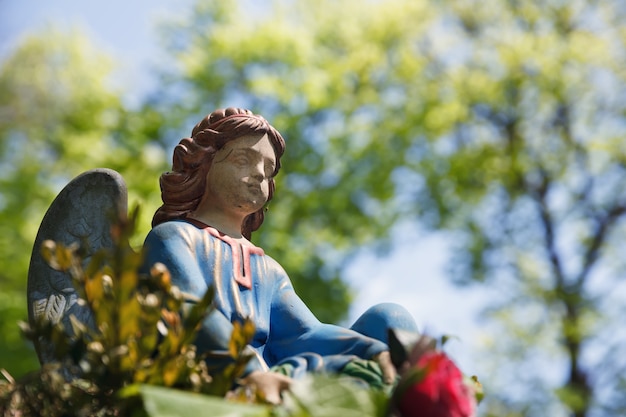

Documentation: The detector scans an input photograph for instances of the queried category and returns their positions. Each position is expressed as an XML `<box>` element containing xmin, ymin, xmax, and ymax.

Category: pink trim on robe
<box><xmin>184</xmin><ymin>218</ymin><xmax>264</xmax><ymax>289</ymax></box>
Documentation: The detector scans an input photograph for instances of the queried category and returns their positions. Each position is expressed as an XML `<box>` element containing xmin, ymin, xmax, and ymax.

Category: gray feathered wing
<box><xmin>27</xmin><ymin>168</ymin><xmax>127</xmax><ymax>364</ymax></box>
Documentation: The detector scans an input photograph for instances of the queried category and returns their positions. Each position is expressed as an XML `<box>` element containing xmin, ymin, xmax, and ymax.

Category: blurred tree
<box><xmin>154</xmin><ymin>0</ymin><xmax>626</xmax><ymax>416</ymax></box>
<box><xmin>0</xmin><ymin>29</ymin><xmax>167</xmax><ymax>377</ymax></box>
<box><xmin>2</xmin><ymin>1</ymin><xmax>625</xmax><ymax>415</ymax></box>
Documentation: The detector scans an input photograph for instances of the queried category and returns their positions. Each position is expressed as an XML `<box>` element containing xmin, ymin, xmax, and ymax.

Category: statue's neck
<box><xmin>185</xmin><ymin>215</ymin><xmax>252</xmax><ymax>247</ymax></box>
<box><xmin>187</xmin><ymin>209</ymin><xmax>245</xmax><ymax>240</ymax></box>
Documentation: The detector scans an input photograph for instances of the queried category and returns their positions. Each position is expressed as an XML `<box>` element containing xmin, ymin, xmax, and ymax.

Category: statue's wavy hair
<box><xmin>152</xmin><ymin>107</ymin><xmax>286</xmax><ymax>239</ymax></box>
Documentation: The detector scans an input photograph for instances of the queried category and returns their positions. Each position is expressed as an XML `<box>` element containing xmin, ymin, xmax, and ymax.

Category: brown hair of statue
<box><xmin>152</xmin><ymin>107</ymin><xmax>286</xmax><ymax>239</ymax></box>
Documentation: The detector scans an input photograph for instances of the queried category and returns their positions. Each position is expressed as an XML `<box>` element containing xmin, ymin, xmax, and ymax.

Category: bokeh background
<box><xmin>1</xmin><ymin>1</ymin><xmax>625</xmax><ymax>416</ymax></box>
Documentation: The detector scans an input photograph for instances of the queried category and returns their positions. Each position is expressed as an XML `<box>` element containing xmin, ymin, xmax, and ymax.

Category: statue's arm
<box><xmin>143</xmin><ymin>222</ymin><xmax>268</xmax><ymax>374</ymax></box>
<box><xmin>265</xmin><ymin>263</ymin><xmax>387</xmax><ymax>365</ymax></box>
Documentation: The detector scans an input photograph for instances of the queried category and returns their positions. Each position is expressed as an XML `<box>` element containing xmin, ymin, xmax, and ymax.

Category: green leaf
<box><xmin>282</xmin><ymin>374</ymin><xmax>389</xmax><ymax>417</ymax></box>
<box><xmin>469</xmin><ymin>375</ymin><xmax>484</xmax><ymax>404</ymax></box>
<box><xmin>137</xmin><ymin>385</ymin><xmax>271</xmax><ymax>417</ymax></box>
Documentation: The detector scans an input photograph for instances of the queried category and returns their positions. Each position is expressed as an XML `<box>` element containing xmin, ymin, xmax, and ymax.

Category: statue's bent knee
<box><xmin>350</xmin><ymin>303</ymin><xmax>418</xmax><ymax>344</ymax></box>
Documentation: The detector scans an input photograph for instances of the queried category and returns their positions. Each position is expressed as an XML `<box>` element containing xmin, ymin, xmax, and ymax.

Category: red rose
<box><xmin>396</xmin><ymin>352</ymin><xmax>476</xmax><ymax>417</ymax></box>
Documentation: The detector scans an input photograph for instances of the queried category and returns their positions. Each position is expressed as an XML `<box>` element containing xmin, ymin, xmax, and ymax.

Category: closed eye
<box><xmin>265</xmin><ymin>156</ymin><xmax>276</xmax><ymax>172</ymax></box>
<box><xmin>229</xmin><ymin>153</ymin><xmax>249</xmax><ymax>166</ymax></box>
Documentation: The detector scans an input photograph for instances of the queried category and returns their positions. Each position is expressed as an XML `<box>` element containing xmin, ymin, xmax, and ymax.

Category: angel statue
<box><xmin>28</xmin><ymin>108</ymin><xmax>418</xmax><ymax>403</ymax></box>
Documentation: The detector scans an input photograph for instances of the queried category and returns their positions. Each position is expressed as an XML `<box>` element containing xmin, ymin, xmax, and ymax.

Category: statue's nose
<box><xmin>250</xmin><ymin>161</ymin><xmax>266</xmax><ymax>181</ymax></box>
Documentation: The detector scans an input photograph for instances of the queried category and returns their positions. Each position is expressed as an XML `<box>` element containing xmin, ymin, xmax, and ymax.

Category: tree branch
<box><xmin>532</xmin><ymin>168</ymin><xmax>567</xmax><ymax>288</ymax></box>
<box><xmin>576</xmin><ymin>203</ymin><xmax>626</xmax><ymax>286</ymax></box>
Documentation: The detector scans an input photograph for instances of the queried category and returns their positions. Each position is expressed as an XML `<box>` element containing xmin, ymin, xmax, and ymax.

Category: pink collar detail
<box><xmin>184</xmin><ymin>218</ymin><xmax>264</xmax><ymax>289</ymax></box>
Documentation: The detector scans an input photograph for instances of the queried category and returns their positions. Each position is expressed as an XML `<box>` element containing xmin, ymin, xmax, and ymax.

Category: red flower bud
<box><xmin>396</xmin><ymin>352</ymin><xmax>476</xmax><ymax>417</ymax></box>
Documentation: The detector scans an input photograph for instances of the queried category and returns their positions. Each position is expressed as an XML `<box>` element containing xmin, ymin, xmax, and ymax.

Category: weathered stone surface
<box><xmin>27</xmin><ymin>168</ymin><xmax>127</xmax><ymax>364</ymax></box>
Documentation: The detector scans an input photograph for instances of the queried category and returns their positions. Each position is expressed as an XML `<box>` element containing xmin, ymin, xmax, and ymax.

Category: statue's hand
<box><xmin>241</xmin><ymin>370</ymin><xmax>292</xmax><ymax>404</ymax></box>
<box><xmin>373</xmin><ymin>350</ymin><xmax>397</xmax><ymax>384</ymax></box>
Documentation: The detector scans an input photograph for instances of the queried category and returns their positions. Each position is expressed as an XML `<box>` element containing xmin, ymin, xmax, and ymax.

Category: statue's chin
<box><xmin>242</xmin><ymin>189</ymin><xmax>268</xmax><ymax>211</ymax></box>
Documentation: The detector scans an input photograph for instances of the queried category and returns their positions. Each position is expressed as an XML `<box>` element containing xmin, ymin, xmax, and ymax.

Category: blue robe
<box><xmin>143</xmin><ymin>219</ymin><xmax>412</xmax><ymax>377</ymax></box>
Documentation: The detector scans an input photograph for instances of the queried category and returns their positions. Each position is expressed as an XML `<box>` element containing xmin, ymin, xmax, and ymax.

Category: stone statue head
<box><xmin>152</xmin><ymin>108</ymin><xmax>286</xmax><ymax>239</ymax></box>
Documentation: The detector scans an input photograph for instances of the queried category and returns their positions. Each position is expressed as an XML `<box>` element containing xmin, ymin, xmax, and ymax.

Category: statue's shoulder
<box><xmin>262</xmin><ymin>252</ymin><xmax>280</xmax><ymax>267</ymax></box>
<box><xmin>261</xmin><ymin>252</ymin><xmax>289</xmax><ymax>278</ymax></box>
<box><xmin>148</xmin><ymin>220</ymin><xmax>202</xmax><ymax>239</ymax></box>
<box><xmin>146</xmin><ymin>220</ymin><xmax>218</xmax><ymax>255</ymax></box>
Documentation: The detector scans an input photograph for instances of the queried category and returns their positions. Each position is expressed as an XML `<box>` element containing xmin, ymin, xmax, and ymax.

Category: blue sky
<box><xmin>1</xmin><ymin>0</ymin><xmax>488</xmax><ymax>375</ymax></box>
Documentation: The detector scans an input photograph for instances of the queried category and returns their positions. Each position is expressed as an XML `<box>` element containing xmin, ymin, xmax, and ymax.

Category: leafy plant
<box><xmin>0</xmin><ymin>208</ymin><xmax>255</xmax><ymax>415</ymax></box>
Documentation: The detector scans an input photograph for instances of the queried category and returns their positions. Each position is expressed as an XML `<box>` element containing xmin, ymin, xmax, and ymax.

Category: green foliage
<box><xmin>0</xmin><ymin>209</ymin><xmax>257</xmax><ymax>415</ymax></box>
<box><xmin>0</xmin><ymin>28</ymin><xmax>124</xmax><ymax>377</ymax></box>
<box><xmin>418</xmin><ymin>2</ymin><xmax>626</xmax><ymax>415</ymax></box>
<box><xmin>0</xmin><ymin>28</ymin><xmax>168</xmax><ymax>377</ymax></box>
<box><xmin>117</xmin><ymin>375</ymin><xmax>391</xmax><ymax>417</ymax></box>
<box><xmin>122</xmin><ymin>377</ymin><xmax>393</xmax><ymax>417</ymax></box>
<box><xmin>129</xmin><ymin>385</ymin><xmax>271</xmax><ymax>417</ymax></box>
<box><xmin>279</xmin><ymin>374</ymin><xmax>389</xmax><ymax>417</ymax></box>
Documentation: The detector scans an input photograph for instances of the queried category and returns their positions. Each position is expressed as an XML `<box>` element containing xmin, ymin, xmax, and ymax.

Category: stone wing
<box><xmin>27</xmin><ymin>168</ymin><xmax>127</xmax><ymax>364</ymax></box>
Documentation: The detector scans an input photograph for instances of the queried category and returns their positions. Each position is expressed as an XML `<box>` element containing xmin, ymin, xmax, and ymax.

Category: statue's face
<box><xmin>204</xmin><ymin>133</ymin><xmax>277</xmax><ymax>217</ymax></box>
